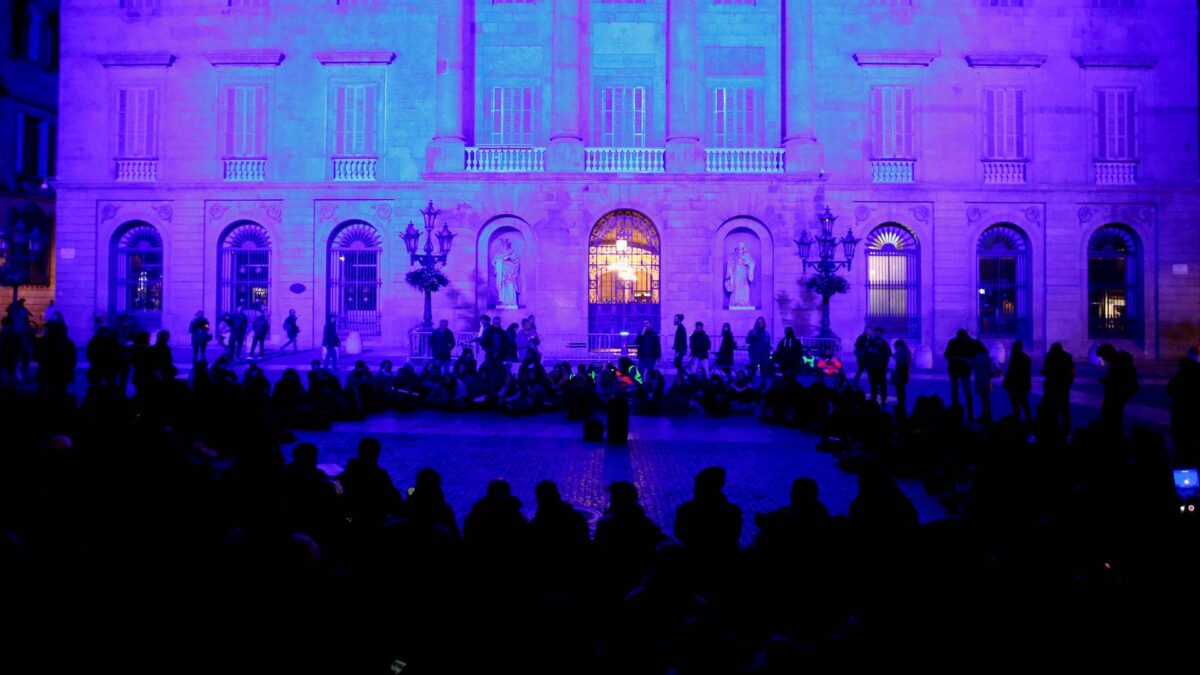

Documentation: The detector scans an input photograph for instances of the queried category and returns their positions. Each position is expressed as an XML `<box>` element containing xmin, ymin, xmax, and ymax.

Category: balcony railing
<box><xmin>1095</xmin><ymin>160</ymin><xmax>1137</xmax><ymax>185</ymax></box>
<box><xmin>465</xmin><ymin>146</ymin><xmax>546</xmax><ymax>172</ymax></box>
<box><xmin>871</xmin><ymin>159</ymin><xmax>915</xmax><ymax>184</ymax></box>
<box><xmin>705</xmin><ymin>148</ymin><xmax>785</xmax><ymax>174</ymax></box>
<box><xmin>333</xmin><ymin>156</ymin><xmax>378</xmax><ymax>182</ymax></box>
<box><xmin>585</xmin><ymin>147</ymin><xmax>665</xmax><ymax>173</ymax></box>
<box><xmin>115</xmin><ymin>158</ymin><xmax>158</xmax><ymax>182</ymax></box>
<box><xmin>982</xmin><ymin>159</ymin><xmax>1026</xmax><ymax>184</ymax></box>
<box><xmin>223</xmin><ymin>157</ymin><xmax>266</xmax><ymax>182</ymax></box>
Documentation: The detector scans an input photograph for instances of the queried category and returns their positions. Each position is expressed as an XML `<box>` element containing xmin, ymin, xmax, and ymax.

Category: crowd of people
<box><xmin>3</xmin><ymin>299</ymin><xmax>1200</xmax><ymax>671</ymax></box>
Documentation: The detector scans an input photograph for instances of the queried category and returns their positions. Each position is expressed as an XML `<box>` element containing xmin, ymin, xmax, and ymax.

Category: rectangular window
<box><xmin>712</xmin><ymin>86</ymin><xmax>759</xmax><ymax>148</ymax></box>
<box><xmin>18</xmin><ymin>114</ymin><xmax>41</xmax><ymax>176</ymax></box>
<box><xmin>224</xmin><ymin>86</ymin><xmax>267</xmax><ymax>158</ymax></box>
<box><xmin>335</xmin><ymin>84</ymin><xmax>379</xmax><ymax>156</ymax></box>
<box><xmin>488</xmin><ymin>86</ymin><xmax>536</xmax><ymax>145</ymax></box>
<box><xmin>1095</xmin><ymin>89</ymin><xmax>1136</xmax><ymax>160</ymax></box>
<box><xmin>117</xmin><ymin>87</ymin><xmax>157</xmax><ymax>158</ymax></box>
<box><xmin>870</xmin><ymin>86</ymin><xmax>914</xmax><ymax>159</ymax></box>
<box><xmin>600</xmin><ymin>1</ymin><xmax>647</xmax><ymax>4</ymax></box>
<box><xmin>599</xmin><ymin>86</ymin><xmax>646</xmax><ymax>147</ymax></box>
<box><xmin>493</xmin><ymin>0</ymin><xmax>536</xmax><ymax>4</ymax></box>
<box><xmin>983</xmin><ymin>88</ymin><xmax>1026</xmax><ymax>159</ymax></box>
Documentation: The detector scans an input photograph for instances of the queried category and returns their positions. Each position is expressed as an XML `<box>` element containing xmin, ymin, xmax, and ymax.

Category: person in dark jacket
<box><xmin>892</xmin><ymin>339</ymin><xmax>912</xmax><ymax>417</ymax></box>
<box><xmin>249</xmin><ymin>311</ymin><xmax>269</xmax><ymax>358</ymax></box>
<box><xmin>152</xmin><ymin>330</ymin><xmax>176</xmax><ymax>382</ymax></box>
<box><xmin>672</xmin><ymin>314</ymin><xmax>688</xmax><ymax>374</ymax></box>
<box><xmin>406</xmin><ymin>467</ymin><xmax>460</xmax><ymax>537</ymax></box>
<box><xmin>746</xmin><ymin>316</ymin><xmax>772</xmax><ymax>388</ymax></box>
<box><xmin>716</xmin><ymin>323</ymin><xmax>736</xmax><ymax>375</ymax></box>
<box><xmin>463</xmin><ymin>478</ymin><xmax>528</xmax><ymax>567</ymax></box>
<box><xmin>635</xmin><ymin>320</ymin><xmax>661</xmax><ymax>377</ymax></box>
<box><xmin>865</xmin><ymin>327</ymin><xmax>892</xmax><ymax>407</ymax></box>
<box><xmin>430</xmin><ymin>319</ymin><xmax>456</xmax><ymax>374</ymax></box>
<box><xmin>86</xmin><ymin>324</ymin><xmax>122</xmax><ymax>391</ymax></box>
<box><xmin>944</xmin><ymin>328</ymin><xmax>976</xmax><ymax>419</ymax></box>
<box><xmin>321</xmin><ymin>314</ymin><xmax>340</xmax><ymax>369</ymax></box>
<box><xmin>1003</xmin><ymin>340</ymin><xmax>1033</xmax><ymax>424</ymax></box>
<box><xmin>773</xmin><ymin>326</ymin><xmax>803</xmax><ymax>384</ymax></box>
<box><xmin>595</xmin><ymin>481</ymin><xmax>666</xmax><ymax>597</ymax></box>
<box><xmin>1168</xmin><ymin>348</ymin><xmax>1200</xmax><ymax>467</ymax></box>
<box><xmin>1097</xmin><ymin>343</ymin><xmax>1139</xmax><ymax>432</ymax></box>
<box><xmin>852</xmin><ymin>324</ymin><xmax>871</xmax><ymax>389</ymax></box>
<box><xmin>281</xmin><ymin>309</ymin><xmax>300</xmax><ymax>353</ymax></box>
<box><xmin>188</xmin><ymin>310</ymin><xmax>211</xmax><ymax>364</ymax></box>
<box><xmin>231</xmin><ymin>306</ymin><xmax>249</xmax><ymax>359</ymax></box>
<box><xmin>674</xmin><ymin>467</ymin><xmax>742</xmax><ymax>559</ymax></box>
<box><xmin>34</xmin><ymin>319</ymin><xmax>77</xmax><ymax>396</ymax></box>
<box><xmin>1040</xmin><ymin>342</ymin><xmax>1075</xmax><ymax>435</ymax></box>
<box><xmin>337</xmin><ymin>437</ymin><xmax>403</xmax><ymax>526</ymax></box>
<box><xmin>688</xmin><ymin>321</ymin><xmax>711</xmax><ymax>374</ymax></box>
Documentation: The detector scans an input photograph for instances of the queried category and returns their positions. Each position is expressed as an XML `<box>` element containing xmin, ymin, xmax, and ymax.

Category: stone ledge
<box><xmin>965</xmin><ymin>54</ymin><xmax>1047</xmax><ymax>68</ymax></box>
<box><xmin>98</xmin><ymin>52</ymin><xmax>175</xmax><ymax>68</ymax></box>
<box><xmin>853</xmin><ymin>51</ymin><xmax>939</xmax><ymax>67</ymax></box>
<box><xmin>206</xmin><ymin>51</ymin><xmax>286</xmax><ymax>67</ymax></box>
<box><xmin>314</xmin><ymin>51</ymin><xmax>397</xmax><ymax>66</ymax></box>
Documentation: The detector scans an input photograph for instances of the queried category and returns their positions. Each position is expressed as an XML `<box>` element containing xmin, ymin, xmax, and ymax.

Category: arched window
<box><xmin>865</xmin><ymin>223</ymin><xmax>920</xmax><ymax>339</ymax></box>
<box><xmin>218</xmin><ymin>221</ymin><xmax>271</xmax><ymax>320</ymax></box>
<box><xmin>588</xmin><ymin>210</ymin><xmax>660</xmax><ymax>340</ymax></box>
<box><xmin>977</xmin><ymin>224</ymin><xmax>1030</xmax><ymax>337</ymax></box>
<box><xmin>111</xmin><ymin>222</ymin><xmax>163</xmax><ymax>324</ymax></box>
<box><xmin>327</xmin><ymin>221</ymin><xmax>382</xmax><ymax>337</ymax></box>
<box><xmin>1088</xmin><ymin>225</ymin><xmax>1142</xmax><ymax>340</ymax></box>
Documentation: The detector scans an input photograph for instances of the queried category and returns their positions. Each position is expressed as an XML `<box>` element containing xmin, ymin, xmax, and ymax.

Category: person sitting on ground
<box><xmin>674</xmin><ymin>467</ymin><xmax>742</xmax><ymax>560</ymax></box>
<box><xmin>337</xmin><ymin>437</ymin><xmax>403</xmax><ymax>527</ymax></box>
<box><xmin>752</xmin><ymin>477</ymin><xmax>831</xmax><ymax>556</ymax></box>
<box><xmin>405</xmin><ymin>467</ymin><xmax>460</xmax><ymax>538</ymax></box>
<box><xmin>594</xmin><ymin>481</ymin><xmax>667</xmax><ymax>597</ymax></box>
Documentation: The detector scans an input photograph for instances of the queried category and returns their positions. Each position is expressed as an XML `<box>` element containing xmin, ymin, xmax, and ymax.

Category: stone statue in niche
<box><xmin>492</xmin><ymin>236</ymin><xmax>522</xmax><ymax>308</ymax></box>
<box><xmin>725</xmin><ymin>241</ymin><xmax>756</xmax><ymax>309</ymax></box>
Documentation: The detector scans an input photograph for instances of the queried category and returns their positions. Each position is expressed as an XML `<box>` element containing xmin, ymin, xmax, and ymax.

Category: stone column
<box><xmin>666</xmin><ymin>0</ymin><xmax>703</xmax><ymax>173</ymax></box>
<box><xmin>427</xmin><ymin>0</ymin><xmax>466</xmax><ymax>172</ymax></box>
<box><xmin>783</xmin><ymin>0</ymin><xmax>821</xmax><ymax>174</ymax></box>
<box><xmin>547</xmin><ymin>0</ymin><xmax>586</xmax><ymax>172</ymax></box>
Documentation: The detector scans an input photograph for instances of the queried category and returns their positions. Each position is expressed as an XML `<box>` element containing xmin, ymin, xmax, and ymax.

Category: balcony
<box><xmin>871</xmin><ymin>159</ymin><xmax>915</xmax><ymax>184</ymax></box>
<box><xmin>585</xmin><ymin>147</ymin><xmax>665</xmax><ymax>173</ymax></box>
<box><xmin>982</xmin><ymin>160</ymin><xmax>1027</xmax><ymax>184</ymax></box>
<box><xmin>223</xmin><ymin>158</ymin><xmax>266</xmax><ymax>182</ymax></box>
<box><xmin>705</xmin><ymin>148</ymin><xmax>785</xmax><ymax>174</ymax></box>
<box><xmin>465</xmin><ymin>146</ymin><xmax>545</xmax><ymax>172</ymax></box>
<box><xmin>115</xmin><ymin>158</ymin><xmax>158</xmax><ymax>183</ymax></box>
<box><xmin>1095</xmin><ymin>160</ymin><xmax>1137</xmax><ymax>185</ymax></box>
<box><xmin>333</xmin><ymin>156</ymin><xmax>378</xmax><ymax>182</ymax></box>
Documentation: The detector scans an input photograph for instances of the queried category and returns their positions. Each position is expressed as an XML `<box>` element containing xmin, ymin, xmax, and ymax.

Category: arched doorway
<box><xmin>327</xmin><ymin>220</ymin><xmax>382</xmax><ymax>337</ymax></box>
<box><xmin>588</xmin><ymin>210</ymin><xmax>660</xmax><ymax>340</ymax></box>
<box><xmin>977</xmin><ymin>224</ymin><xmax>1030</xmax><ymax>339</ymax></box>
<box><xmin>217</xmin><ymin>221</ymin><xmax>271</xmax><ymax>321</ymax></box>
<box><xmin>864</xmin><ymin>223</ymin><xmax>920</xmax><ymax>339</ymax></box>
<box><xmin>1088</xmin><ymin>224</ymin><xmax>1142</xmax><ymax>342</ymax></box>
<box><xmin>110</xmin><ymin>221</ymin><xmax>163</xmax><ymax>328</ymax></box>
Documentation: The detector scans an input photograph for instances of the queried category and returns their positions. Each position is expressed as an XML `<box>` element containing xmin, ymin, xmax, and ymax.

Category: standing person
<box><xmin>865</xmin><ymin>327</ymin><xmax>892</xmax><ymax>408</ymax></box>
<box><xmin>473</xmin><ymin>314</ymin><xmax>490</xmax><ymax>356</ymax></box>
<box><xmin>153</xmin><ymin>330</ymin><xmax>177</xmax><ymax>382</ymax></box>
<box><xmin>773</xmin><ymin>326</ymin><xmax>802</xmax><ymax>384</ymax></box>
<box><xmin>86</xmin><ymin>324</ymin><xmax>122</xmax><ymax>392</ymax></box>
<box><xmin>189</xmin><ymin>311</ymin><xmax>211</xmax><ymax>364</ymax></box>
<box><xmin>281</xmin><ymin>309</ymin><xmax>300</xmax><ymax>353</ymax></box>
<box><xmin>42</xmin><ymin>299</ymin><xmax>57</xmax><ymax>326</ymax></box>
<box><xmin>1040</xmin><ymin>343</ymin><xmax>1075</xmax><ymax>435</ymax></box>
<box><xmin>34</xmin><ymin>319</ymin><xmax>76</xmax><ymax>396</ymax></box>
<box><xmin>635</xmin><ymin>319</ymin><xmax>661</xmax><ymax>377</ymax></box>
<box><xmin>852</xmin><ymin>324</ymin><xmax>872</xmax><ymax>390</ymax></box>
<box><xmin>688</xmin><ymin>321</ymin><xmax>711</xmax><ymax>374</ymax></box>
<box><xmin>746</xmin><ymin>316</ymin><xmax>772</xmax><ymax>388</ymax></box>
<box><xmin>525</xmin><ymin>315</ymin><xmax>541</xmax><ymax>357</ymax></box>
<box><xmin>249</xmin><ymin>311</ymin><xmax>269</xmax><ymax>358</ymax></box>
<box><xmin>217</xmin><ymin>313</ymin><xmax>233</xmax><ymax>357</ymax></box>
<box><xmin>231</xmin><ymin>306</ymin><xmax>249</xmax><ymax>360</ymax></box>
<box><xmin>972</xmin><ymin>344</ymin><xmax>999</xmax><ymax>423</ymax></box>
<box><xmin>892</xmin><ymin>339</ymin><xmax>912</xmax><ymax>417</ymax></box>
<box><xmin>515</xmin><ymin>319</ymin><xmax>536</xmax><ymax>363</ymax></box>
<box><xmin>716</xmin><ymin>323</ymin><xmax>736</xmax><ymax>376</ymax></box>
<box><xmin>672</xmin><ymin>314</ymin><xmax>688</xmax><ymax>374</ymax></box>
<box><xmin>8</xmin><ymin>298</ymin><xmax>34</xmax><ymax>380</ymax></box>
<box><xmin>944</xmin><ymin>329</ymin><xmax>976</xmax><ymax>419</ymax></box>
<box><xmin>321</xmin><ymin>314</ymin><xmax>340</xmax><ymax>369</ymax></box>
<box><xmin>1096</xmin><ymin>343</ymin><xmax>1139</xmax><ymax>432</ymax></box>
<box><xmin>430</xmin><ymin>319</ymin><xmax>456</xmax><ymax>375</ymax></box>
<box><xmin>1167</xmin><ymin>347</ymin><xmax>1200</xmax><ymax>467</ymax></box>
<box><xmin>1003</xmin><ymin>340</ymin><xmax>1033</xmax><ymax>424</ymax></box>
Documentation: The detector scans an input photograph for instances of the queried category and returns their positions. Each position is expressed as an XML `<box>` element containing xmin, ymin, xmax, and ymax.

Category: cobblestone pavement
<box><xmin>289</xmin><ymin>411</ymin><xmax>947</xmax><ymax>548</ymax></box>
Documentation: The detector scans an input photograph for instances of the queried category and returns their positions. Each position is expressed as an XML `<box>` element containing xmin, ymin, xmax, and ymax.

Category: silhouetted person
<box><xmin>865</xmin><ymin>326</ymin><xmax>892</xmax><ymax>407</ymax></box>
<box><xmin>594</xmin><ymin>481</ymin><xmax>666</xmax><ymax>596</ymax></box>
<box><xmin>852</xmin><ymin>324</ymin><xmax>872</xmax><ymax>389</ymax></box>
<box><xmin>688</xmin><ymin>321</ymin><xmax>711</xmax><ymax>374</ymax></box>
<box><xmin>1003</xmin><ymin>340</ymin><xmax>1033</xmax><ymax>424</ymax></box>
<box><xmin>636</xmin><ymin>319</ymin><xmax>661</xmax><ymax>377</ymax></box>
<box><xmin>892</xmin><ymin>339</ymin><xmax>912</xmax><ymax>417</ymax></box>
<box><xmin>231</xmin><ymin>306</ymin><xmax>249</xmax><ymax>359</ymax></box>
<box><xmin>973</xmin><ymin>344</ymin><xmax>997</xmax><ymax>423</ymax></box>
<box><xmin>1097</xmin><ymin>343</ymin><xmax>1139</xmax><ymax>432</ymax></box>
<box><xmin>945</xmin><ymin>329</ymin><xmax>976</xmax><ymax>419</ymax></box>
<box><xmin>848</xmin><ymin>473</ymin><xmax>918</xmax><ymax>534</ymax></box>
<box><xmin>249</xmin><ymin>312</ymin><xmax>268</xmax><ymax>358</ymax></box>
<box><xmin>1041</xmin><ymin>342</ymin><xmax>1075</xmax><ymax>434</ymax></box>
<box><xmin>753</xmin><ymin>477</ymin><xmax>830</xmax><ymax>554</ymax></box>
<box><xmin>773</xmin><ymin>326</ymin><xmax>802</xmax><ymax>383</ymax></box>
<box><xmin>716</xmin><ymin>323</ymin><xmax>735</xmax><ymax>376</ymax></box>
<box><xmin>337</xmin><ymin>437</ymin><xmax>403</xmax><ymax>526</ymax></box>
<box><xmin>463</xmin><ymin>478</ymin><xmax>527</xmax><ymax>566</ymax></box>
<box><xmin>153</xmin><ymin>330</ymin><xmax>176</xmax><ymax>382</ymax></box>
<box><xmin>189</xmin><ymin>311</ymin><xmax>211</xmax><ymax>364</ymax></box>
<box><xmin>34</xmin><ymin>320</ymin><xmax>76</xmax><ymax>396</ymax></box>
<box><xmin>431</xmin><ymin>319</ymin><xmax>455</xmax><ymax>375</ymax></box>
<box><xmin>86</xmin><ymin>324</ymin><xmax>122</xmax><ymax>391</ymax></box>
<box><xmin>673</xmin><ymin>314</ymin><xmax>688</xmax><ymax>374</ymax></box>
<box><xmin>283</xmin><ymin>443</ymin><xmax>338</xmax><ymax>534</ymax></box>
<box><xmin>674</xmin><ymin>467</ymin><xmax>742</xmax><ymax>559</ymax></box>
<box><xmin>746</xmin><ymin>316</ymin><xmax>772</xmax><ymax>387</ymax></box>
<box><xmin>281</xmin><ymin>309</ymin><xmax>300</xmax><ymax>353</ymax></box>
<box><xmin>321</xmin><ymin>315</ymin><xmax>339</xmax><ymax>369</ymax></box>
<box><xmin>128</xmin><ymin>331</ymin><xmax>158</xmax><ymax>399</ymax></box>
<box><xmin>1168</xmin><ymin>348</ymin><xmax>1200</xmax><ymax>466</ymax></box>
<box><xmin>406</xmin><ymin>467</ymin><xmax>460</xmax><ymax>538</ymax></box>
<box><xmin>529</xmin><ymin>479</ymin><xmax>590</xmax><ymax>557</ymax></box>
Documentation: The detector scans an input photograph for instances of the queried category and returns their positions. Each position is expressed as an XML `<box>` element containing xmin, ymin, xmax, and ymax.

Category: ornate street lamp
<box><xmin>401</xmin><ymin>200</ymin><xmax>454</xmax><ymax>328</ymax></box>
<box><xmin>795</xmin><ymin>206</ymin><xmax>859</xmax><ymax>343</ymax></box>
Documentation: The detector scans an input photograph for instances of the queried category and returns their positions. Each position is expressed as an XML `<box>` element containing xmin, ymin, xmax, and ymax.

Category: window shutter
<box><xmin>746</xmin><ymin>88</ymin><xmax>756</xmax><ymax>147</ymax></box>
<box><xmin>984</xmin><ymin>89</ymin><xmax>996</xmax><ymax>158</ymax></box>
<box><xmin>1124</xmin><ymin>90</ymin><xmax>1136</xmax><ymax>159</ymax></box>
<box><xmin>1014</xmin><ymin>90</ymin><xmax>1025</xmax><ymax>158</ymax></box>
<box><xmin>901</xmin><ymin>88</ymin><xmax>913</xmax><ymax>158</ymax></box>
<box><xmin>145</xmin><ymin>89</ymin><xmax>157</xmax><ymax>157</ymax></box>
<box><xmin>118</xmin><ymin>89</ymin><xmax>128</xmax><ymax>156</ymax></box>
<box><xmin>1095</xmin><ymin>90</ymin><xmax>1107</xmax><ymax>159</ymax></box>
<box><xmin>335</xmin><ymin>86</ymin><xmax>346</xmax><ymax>155</ymax></box>
<box><xmin>254</xmin><ymin>87</ymin><xmax>266</xmax><ymax>156</ymax></box>
<box><xmin>364</xmin><ymin>85</ymin><xmax>376</xmax><ymax>155</ymax></box>
<box><xmin>870</xmin><ymin>88</ymin><xmax>882</xmax><ymax>158</ymax></box>
<box><xmin>224</xmin><ymin>87</ymin><xmax>236</xmax><ymax>156</ymax></box>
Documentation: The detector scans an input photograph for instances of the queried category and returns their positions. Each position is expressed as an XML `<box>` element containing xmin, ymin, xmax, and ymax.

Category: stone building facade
<box><xmin>53</xmin><ymin>0</ymin><xmax>1199</xmax><ymax>360</ymax></box>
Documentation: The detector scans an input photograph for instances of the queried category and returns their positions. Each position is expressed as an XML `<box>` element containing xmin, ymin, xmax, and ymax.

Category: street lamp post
<box><xmin>0</xmin><ymin>210</ymin><xmax>49</xmax><ymax>305</ymax></box>
<box><xmin>794</xmin><ymin>206</ymin><xmax>860</xmax><ymax>342</ymax></box>
<box><xmin>401</xmin><ymin>200</ymin><xmax>456</xmax><ymax>328</ymax></box>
